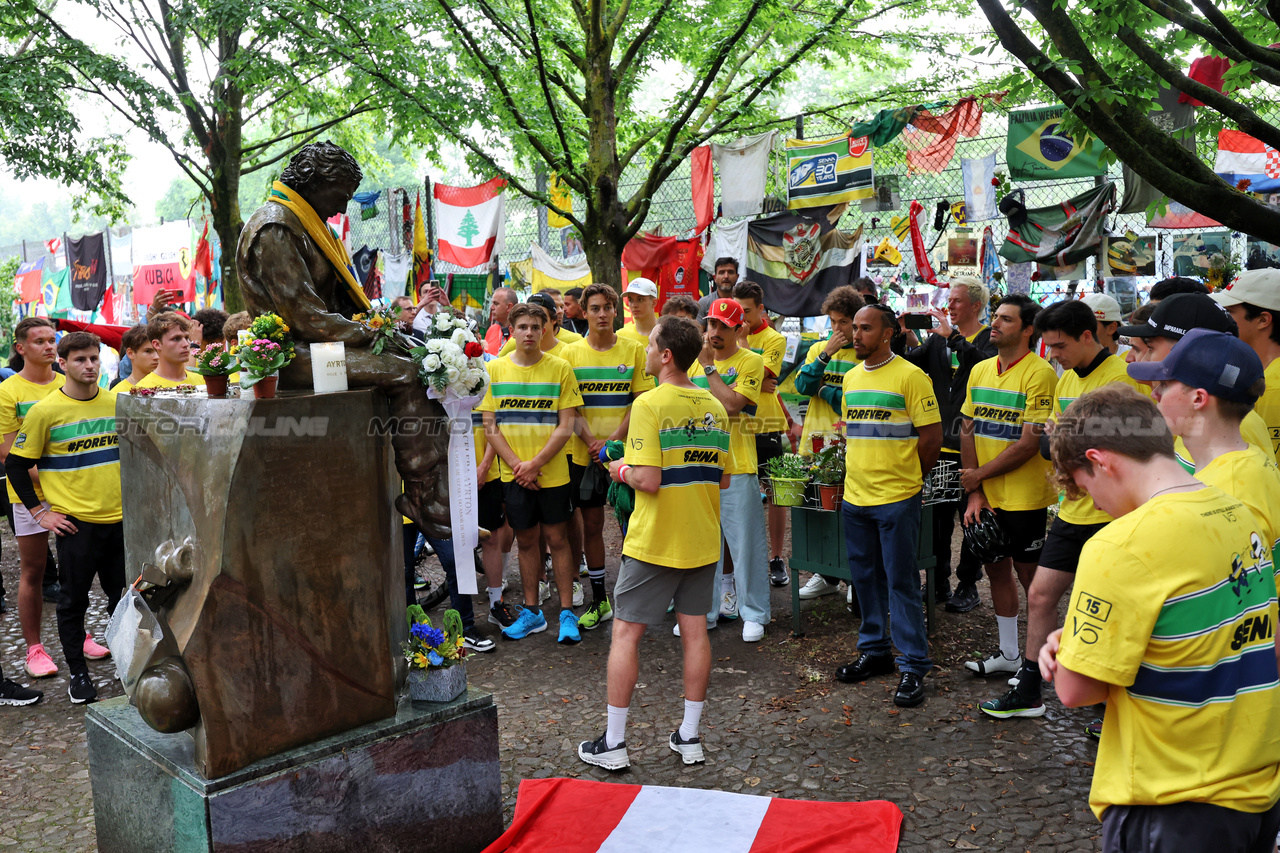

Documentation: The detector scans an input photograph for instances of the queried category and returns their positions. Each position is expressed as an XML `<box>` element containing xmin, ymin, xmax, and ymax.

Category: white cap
<box><xmin>1212</xmin><ymin>268</ymin><xmax>1280</xmax><ymax>312</ymax></box>
<box><xmin>1081</xmin><ymin>293</ymin><xmax>1122</xmax><ymax>322</ymax></box>
<box><xmin>623</xmin><ymin>277</ymin><xmax>658</xmax><ymax>298</ymax></box>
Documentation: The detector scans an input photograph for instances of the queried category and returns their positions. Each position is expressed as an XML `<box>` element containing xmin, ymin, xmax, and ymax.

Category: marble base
<box><xmin>86</xmin><ymin>690</ymin><xmax>503</xmax><ymax>853</ymax></box>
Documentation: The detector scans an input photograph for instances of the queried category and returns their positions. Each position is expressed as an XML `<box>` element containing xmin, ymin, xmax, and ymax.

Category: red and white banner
<box><xmin>14</xmin><ymin>257</ymin><xmax>44</xmax><ymax>304</ymax></box>
<box><xmin>692</xmin><ymin>145</ymin><xmax>714</xmax><ymax>233</ymax></box>
<box><xmin>1213</xmin><ymin>129</ymin><xmax>1280</xmax><ymax>193</ymax></box>
<box><xmin>132</xmin><ymin>221</ymin><xmax>196</xmax><ymax>305</ymax></box>
<box><xmin>482</xmin><ymin>778</ymin><xmax>902</xmax><ymax>853</ymax></box>
<box><xmin>435</xmin><ymin>177</ymin><xmax>506</xmax><ymax>268</ymax></box>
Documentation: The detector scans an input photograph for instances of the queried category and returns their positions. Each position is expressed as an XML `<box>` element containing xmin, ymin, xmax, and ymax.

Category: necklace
<box><xmin>864</xmin><ymin>352</ymin><xmax>896</xmax><ymax>370</ymax></box>
<box><xmin>1149</xmin><ymin>482</ymin><xmax>1200</xmax><ymax>500</ymax></box>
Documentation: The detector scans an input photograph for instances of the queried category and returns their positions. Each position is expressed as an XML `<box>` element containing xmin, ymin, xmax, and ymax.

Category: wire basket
<box><xmin>921</xmin><ymin>460</ymin><xmax>962</xmax><ymax>507</ymax></box>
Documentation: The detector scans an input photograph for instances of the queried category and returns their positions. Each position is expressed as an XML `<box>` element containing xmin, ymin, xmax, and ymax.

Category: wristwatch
<box><xmin>816</xmin><ymin>352</ymin><xmax>832</xmax><ymax>365</ymax></box>
<box><xmin>703</xmin><ymin>363</ymin><xmax>717</xmax><ymax>376</ymax></box>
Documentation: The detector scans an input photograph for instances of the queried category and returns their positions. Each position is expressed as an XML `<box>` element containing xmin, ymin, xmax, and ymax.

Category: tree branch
<box><xmin>1187</xmin><ymin>0</ymin><xmax>1280</xmax><ymax>72</ymax></box>
<box><xmin>524</xmin><ymin>0</ymin><xmax>575</xmax><ymax>174</ymax></box>
<box><xmin>614</xmin><ymin>0</ymin><xmax>676</xmax><ymax>81</ymax></box>
<box><xmin>1129</xmin><ymin>0</ymin><xmax>1280</xmax><ymax>87</ymax></box>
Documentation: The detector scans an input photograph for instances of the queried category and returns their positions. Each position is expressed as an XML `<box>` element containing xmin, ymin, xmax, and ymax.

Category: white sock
<box><xmin>487</xmin><ymin>587</ymin><xmax>502</xmax><ymax>607</ymax></box>
<box><xmin>996</xmin><ymin>615</ymin><xmax>1020</xmax><ymax>661</ymax></box>
<box><xmin>679</xmin><ymin>699</ymin><xmax>704</xmax><ymax>741</ymax></box>
<box><xmin>721</xmin><ymin>574</ymin><xmax>735</xmax><ymax>594</ymax></box>
<box><xmin>606</xmin><ymin>704</ymin><xmax>629</xmax><ymax>749</ymax></box>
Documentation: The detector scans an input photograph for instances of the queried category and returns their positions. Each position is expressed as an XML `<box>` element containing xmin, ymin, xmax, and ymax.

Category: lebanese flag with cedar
<box><xmin>435</xmin><ymin>177</ymin><xmax>506</xmax><ymax>268</ymax></box>
<box><xmin>482</xmin><ymin>778</ymin><xmax>902</xmax><ymax>853</ymax></box>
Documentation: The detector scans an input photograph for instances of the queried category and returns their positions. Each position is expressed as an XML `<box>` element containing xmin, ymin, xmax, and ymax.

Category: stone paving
<box><xmin>0</xmin><ymin>523</ymin><xmax>1100</xmax><ymax>851</ymax></box>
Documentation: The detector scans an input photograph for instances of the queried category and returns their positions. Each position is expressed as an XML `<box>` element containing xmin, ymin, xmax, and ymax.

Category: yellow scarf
<box><xmin>269</xmin><ymin>181</ymin><xmax>372</xmax><ymax>311</ymax></box>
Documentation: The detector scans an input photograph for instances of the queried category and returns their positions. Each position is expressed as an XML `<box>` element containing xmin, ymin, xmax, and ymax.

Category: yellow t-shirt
<box><xmin>841</xmin><ymin>356</ymin><xmax>940</xmax><ymax>506</ymax></box>
<box><xmin>688</xmin><ymin>347</ymin><xmax>764</xmax><ymax>475</ymax></box>
<box><xmin>1054</xmin><ymin>354</ymin><xmax>1144</xmax><ymax>525</ymax></box>
<box><xmin>562</xmin><ymin>336</ymin><xmax>654</xmax><ymax>466</ymax></box>
<box><xmin>1174</xmin><ymin>409</ymin><xmax>1272</xmax><ymax>474</ymax></box>
<box><xmin>1255</xmin><ymin>357</ymin><xmax>1280</xmax><ymax>463</ymax></box>
<box><xmin>476</xmin><ymin>353</ymin><xmax>583</xmax><ymax>488</ymax></box>
<box><xmin>496</xmin><ymin>337</ymin><xmax>569</xmax><ymax>360</ymax></box>
<box><xmin>0</xmin><ymin>372</ymin><xmax>66</xmax><ymax>504</ymax></box>
<box><xmin>557</xmin><ymin>328</ymin><xmax>583</xmax><ymax>345</ymax></box>
<box><xmin>961</xmin><ymin>353</ymin><xmax>1058</xmax><ymax>511</ymax></box>
<box><xmin>617</xmin><ymin>324</ymin><xmax>653</xmax><ymax>348</ymax></box>
<box><xmin>133</xmin><ymin>370</ymin><xmax>205</xmax><ymax>389</ymax></box>
<box><xmin>1197</xmin><ymin>446</ymin><xmax>1280</xmax><ymax>570</ymax></box>
<box><xmin>622</xmin><ymin>383</ymin><xmax>729</xmax><ymax>569</ymax></box>
<box><xmin>10</xmin><ymin>389</ymin><xmax>122</xmax><ymax>524</ymax></box>
<box><xmin>1057</xmin><ymin>486</ymin><xmax>1280</xmax><ymax>820</ymax></box>
<box><xmin>799</xmin><ymin>341</ymin><xmax>861</xmax><ymax>453</ymax></box>
<box><xmin>746</xmin><ymin>323</ymin><xmax>788</xmax><ymax>434</ymax></box>
<box><xmin>471</xmin><ymin>411</ymin><xmax>499</xmax><ymax>483</ymax></box>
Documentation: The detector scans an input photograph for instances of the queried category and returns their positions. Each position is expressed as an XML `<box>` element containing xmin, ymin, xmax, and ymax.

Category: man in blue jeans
<box><xmin>834</xmin><ymin>304</ymin><xmax>942</xmax><ymax>707</ymax></box>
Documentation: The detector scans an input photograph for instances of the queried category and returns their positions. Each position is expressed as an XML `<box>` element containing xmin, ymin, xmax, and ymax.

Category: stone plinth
<box><xmin>117</xmin><ymin>389</ymin><xmax>405</xmax><ymax>778</ymax></box>
<box><xmin>86</xmin><ymin>691</ymin><xmax>503</xmax><ymax>853</ymax></box>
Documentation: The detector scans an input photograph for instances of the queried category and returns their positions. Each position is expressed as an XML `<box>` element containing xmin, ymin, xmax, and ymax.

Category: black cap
<box><xmin>1117</xmin><ymin>292</ymin><xmax>1237</xmax><ymax>340</ymax></box>
<box><xmin>526</xmin><ymin>292</ymin><xmax>557</xmax><ymax>314</ymax></box>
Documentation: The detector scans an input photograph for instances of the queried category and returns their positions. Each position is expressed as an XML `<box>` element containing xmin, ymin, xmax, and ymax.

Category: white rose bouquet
<box><xmin>410</xmin><ymin>310</ymin><xmax>488</xmax><ymax>398</ymax></box>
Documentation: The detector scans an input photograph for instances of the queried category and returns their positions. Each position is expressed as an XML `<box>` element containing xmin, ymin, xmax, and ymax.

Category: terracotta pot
<box><xmin>204</xmin><ymin>374</ymin><xmax>229</xmax><ymax>398</ymax></box>
<box><xmin>818</xmin><ymin>483</ymin><xmax>843</xmax><ymax>511</ymax></box>
<box><xmin>253</xmin><ymin>374</ymin><xmax>278</xmax><ymax>399</ymax></box>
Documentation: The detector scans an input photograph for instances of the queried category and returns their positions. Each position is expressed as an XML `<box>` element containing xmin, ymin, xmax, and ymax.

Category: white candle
<box><xmin>237</xmin><ymin>330</ymin><xmax>252</xmax><ymax>347</ymax></box>
<box><xmin>310</xmin><ymin>342</ymin><xmax>348</xmax><ymax>394</ymax></box>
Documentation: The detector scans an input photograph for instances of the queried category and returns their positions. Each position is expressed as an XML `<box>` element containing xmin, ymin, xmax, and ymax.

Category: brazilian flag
<box><xmin>1007</xmin><ymin>105</ymin><xmax>1108</xmax><ymax>180</ymax></box>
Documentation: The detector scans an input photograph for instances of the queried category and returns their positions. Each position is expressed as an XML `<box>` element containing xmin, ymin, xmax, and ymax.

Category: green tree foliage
<box><xmin>297</xmin><ymin>0</ymin><xmax>974</xmax><ymax>289</ymax></box>
<box><xmin>12</xmin><ymin>0</ymin><xmax>392</xmax><ymax>311</ymax></box>
<box><xmin>976</xmin><ymin>0</ymin><xmax>1280</xmax><ymax>242</ymax></box>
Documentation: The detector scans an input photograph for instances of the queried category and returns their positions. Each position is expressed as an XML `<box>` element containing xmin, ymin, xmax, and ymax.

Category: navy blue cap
<box><xmin>1127</xmin><ymin>328</ymin><xmax>1265</xmax><ymax>403</ymax></box>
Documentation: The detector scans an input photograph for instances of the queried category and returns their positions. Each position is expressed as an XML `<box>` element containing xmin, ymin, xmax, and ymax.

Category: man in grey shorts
<box><xmin>577</xmin><ymin>316</ymin><xmax>731</xmax><ymax>771</ymax></box>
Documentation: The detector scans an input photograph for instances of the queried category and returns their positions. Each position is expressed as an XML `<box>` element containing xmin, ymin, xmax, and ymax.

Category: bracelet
<box><xmin>618</xmin><ymin>464</ymin><xmax>633</xmax><ymax>485</ymax></box>
<box><xmin>31</xmin><ymin>507</ymin><xmax>48</xmax><ymax>520</ymax></box>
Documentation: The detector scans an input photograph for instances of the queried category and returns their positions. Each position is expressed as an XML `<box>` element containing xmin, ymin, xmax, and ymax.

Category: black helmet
<box><xmin>963</xmin><ymin>508</ymin><xmax>1009</xmax><ymax>564</ymax></box>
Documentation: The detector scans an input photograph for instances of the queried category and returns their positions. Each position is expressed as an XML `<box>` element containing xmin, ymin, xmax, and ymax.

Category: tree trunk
<box><xmin>580</xmin><ymin>26</ymin><xmax>627</xmax><ymax>301</ymax></box>
<box><xmin>210</xmin><ymin>28</ymin><xmax>246</xmax><ymax>314</ymax></box>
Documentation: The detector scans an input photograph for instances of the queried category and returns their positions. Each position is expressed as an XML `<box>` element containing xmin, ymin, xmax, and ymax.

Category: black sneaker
<box><xmin>577</xmin><ymin>732</ymin><xmax>629</xmax><ymax>770</ymax></box>
<box><xmin>487</xmin><ymin>600</ymin><xmax>519</xmax><ymax>629</ymax></box>
<box><xmin>0</xmin><ymin>678</ymin><xmax>42</xmax><ymax>706</ymax></box>
<box><xmin>981</xmin><ymin>687</ymin><xmax>1045</xmax><ymax>718</ymax></box>
<box><xmin>769</xmin><ymin>558</ymin><xmax>790</xmax><ymax>587</ymax></box>
<box><xmin>1085</xmin><ymin>717</ymin><xmax>1103</xmax><ymax>738</ymax></box>
<box><xmin>921</xmin><ymin>579</ymin><xmax>951</xmax><ymax>604</ymax></box>
<box><xmin>413</xmin><ymin>573</ymin><xmax>429</xmax><ymax>591</ymax></box>
<box><xmin>462</xmin><ymin>626</ymin><xmax>495</xmax><ymax>653</ymax></box>
<box><xmin>68</xmin><ymin>672</ymin><xmax>97</xmax><ymax>705</ymax></box>
<box><xmin>894</xmin><ymin>671</ymin><xmax>926</xmax><ymax>707</ymax></box>
<box><xmin>946</xmin><ymin>582</ymin><xmax>980</xmax><ymax>613</ymax></box>
<box><xmin>42</xmin><ymin>583</ymin><xmax>61</xmax><ymax>603</ymax></box>
<box><xmin>0</xmin><ymin>593</ymin><xmax>6</xmax><ymax>613</ymax></box>
<box><xmin>834</xmin><ymin>652</ymin><xmax>895</xmax><ymax>683</ymax></box>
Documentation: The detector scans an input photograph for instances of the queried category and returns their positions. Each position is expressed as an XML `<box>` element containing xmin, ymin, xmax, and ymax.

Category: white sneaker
<box><xmin>572</xmin><ymin>582</ymin><xmax>585</xmax><ymax>608</ymax></box>
<box><xmin>847</xmin><ymin>585</ymin><xmax>853</xmax><ymax>606</ymax></box>
<box><xmin>539</xmin><ymin>581</ymin><xmax>551</xmax><ymax>604</ymax></box>
<box><xmin>799</xmin><ymin>575</ymin><xmax>838</xmax><ymax>599</ymax></box>
<box><xmin>965</xmin><ymin>651</ymin><xmax>1022</xmax><ymax>677</ymax></box>
<box><xmin>673</xmin><ymin>617</ymin><xmax>718</xmax><ymax>636</ymax></box>
<box><xmin>579</xmin><ymin>556</ymin><xmax>589</xmax><ymax>577</ymax></box>
<box><xmin>742</xmin><ymin>621</ymin><xmax>765</xmax><ymax>642</ymax></box>
<box><xmin>720</xmin><ymin>587</ymin><xmax>738</xmax><ymax>619</ymax></box>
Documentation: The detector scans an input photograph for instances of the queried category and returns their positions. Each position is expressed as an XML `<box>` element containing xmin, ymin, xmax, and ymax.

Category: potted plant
<box><xmin>191</xmin><ymin>343</ymin><xmax>236</xmax><ymax>397</ymax></box>
<box><xmin>237</xmin><ymin>313</ymin><xmax>296</xmax><ymax>399</ymax></box>
<box><xmin>766</xmin><ymin>453</ymin><xmax>810</xmax><ymax>507</ymax></box>
<box><xmin>811</xmin><ymin>442</ymin><xmax>845</xmax><ymax>510</ymax></box>
<box><xmin>403</xmin><ymin>604</ymin><xmax>468</xmax><ymax>702</ymax></box>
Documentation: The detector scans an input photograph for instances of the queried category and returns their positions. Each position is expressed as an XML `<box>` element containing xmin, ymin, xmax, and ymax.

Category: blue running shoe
<box><xmin>558</xmin><ymin>609</ymin><xmax>581</xmax><ymax>645</ymax></box>
<box><xmin>502</xmin><ymin>607</ymin><xmax>547</xmax><ymax>640</ymax></box>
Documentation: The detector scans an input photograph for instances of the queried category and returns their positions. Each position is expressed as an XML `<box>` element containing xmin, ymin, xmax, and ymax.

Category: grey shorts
<box><xmin>614</xmin><ymin>556</ymin><xmax>717</xmax><ymax>625</ymax></box>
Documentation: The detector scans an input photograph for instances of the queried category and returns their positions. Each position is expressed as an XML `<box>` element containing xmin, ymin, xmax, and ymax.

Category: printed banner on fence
<box><xmin>67</xmin><ymin>231</ymin><xmax>108</xmax><ymax>311</ymax></box>
<box><xmin>132</xmin><ymin>221</ymin><xmax>195</xmax><ymax>305</ymax></box>
<box><xmin>785</xmin><ymin>132</ymin><xmax>874</xmax><ymax>209</ymax></box>
<box><xmin>1007</xmin><ymin>105</ymin><xmax>1108</xmax><ymax>180</ymax></box>
<box><xmin>14</xmin><ymin>257</ymin><xmax>44</xmax><ymax>303</ymax></box>
<box><xmin>1213</xmin><ymin>129</ymin><xmax>1280</xmax><ymax>193</ymax></box>
<box><xmin>747</xmin><ymin>204</ymin><xmax>864</xmax><ymax>316</ymax></box>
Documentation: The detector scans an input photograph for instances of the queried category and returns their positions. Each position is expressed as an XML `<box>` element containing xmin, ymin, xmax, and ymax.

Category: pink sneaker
<box><xmin>83</xmin><ymin>633</ymin><xmax>111</xmax><ymax>661</ymax></box>
<box><xmin>25</xmin><ymin>644</ymin><xmax>57</xmax><ymax>678</ymax></box>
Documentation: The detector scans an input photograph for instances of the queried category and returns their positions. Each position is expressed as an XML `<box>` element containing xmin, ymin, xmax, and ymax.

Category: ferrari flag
<box><xmin>786</xmin><ymin>132</ymin><xmax>874</xmax><ymax>209</ymax></box>
<box><xmin>1007</xmin><ymin>105</ymin><xmax>1108</xmax><ymax>180</ymax></box>
<box><xmin>434</xmin><ymin>177</ymin><xmax>506</xmax><ymax>268</ymax></box>
<box><xmin>747</xmin><ymin>204</ymin><xmax>864</xmax><ymax>316</ymax></box>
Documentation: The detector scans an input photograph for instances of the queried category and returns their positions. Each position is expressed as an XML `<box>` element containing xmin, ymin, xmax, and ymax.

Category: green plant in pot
<box><xmin>766</xmin><ymin>453</ymin><xmax>810</xmax><ymax>507</ymax></box>
<box><xmin>811</xmin><ymin>443</ymin><xmax>846</xmax><ymax>509</ymax></box>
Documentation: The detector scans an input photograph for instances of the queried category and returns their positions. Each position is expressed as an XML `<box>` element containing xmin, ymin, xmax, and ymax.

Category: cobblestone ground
<box><xmin>0</xmin><ymin>522</ymin><xmax>1099</xmax><ymax>851</ymax></box>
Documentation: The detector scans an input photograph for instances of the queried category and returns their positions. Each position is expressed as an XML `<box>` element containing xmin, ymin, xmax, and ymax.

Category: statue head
<box><xmin>279</xmin><ymin>141</ymin><xmax>364</xmax><ymax>220</ymax></box>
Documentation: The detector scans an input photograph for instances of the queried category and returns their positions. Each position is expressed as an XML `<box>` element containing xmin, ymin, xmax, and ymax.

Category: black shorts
<box><xmin>502</xmin><ymin>481</ymin><xmax>573</xmax><ymax>531</ymax></box>
<box><xmin>992</xmin><ymin>507</ymin><xmax>1049</xmax><ymax>564</ymax></box>
<box><xmin>755</xmin><ymin>432</ymin><xmax>785</xmax><ymax>476</ymax></box>
<box><xmin>477</xmin><ymin>479</ymin><xmax>505</xmax><ymax>532</ymax></box>
<box><xmin>568</xmin><ymin>461</ymin><xmax>609</xmax><ymax>509</ymax></box>
<box><xmin>1039</xmin><ymin>517</ymin><xmax>1108</xmax><ymax>573</ymax></box>
<box><xmin>1102</xmin><ymin>798</ymin><xmax>1280</xmax><ymax>853</ymax></box>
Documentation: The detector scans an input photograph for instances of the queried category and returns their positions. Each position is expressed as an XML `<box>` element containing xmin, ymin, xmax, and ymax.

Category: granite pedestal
<box><xmin>86</xmin><ymin>690</ymin><xmax>503</xmax><ymax>853</ymax></box>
